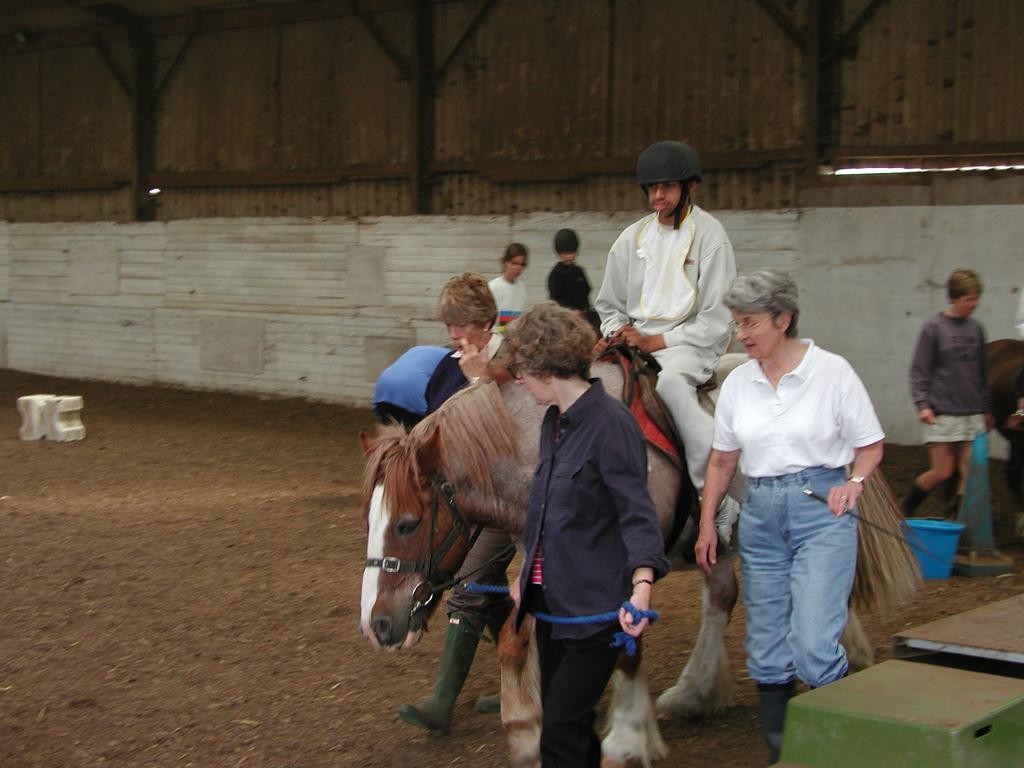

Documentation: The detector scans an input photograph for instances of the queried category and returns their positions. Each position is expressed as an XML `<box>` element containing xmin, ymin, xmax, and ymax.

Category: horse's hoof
<box><xmin>655</xmin><ymin>681</ymin><xmax>730</xmax><ymax>720</ymax></box>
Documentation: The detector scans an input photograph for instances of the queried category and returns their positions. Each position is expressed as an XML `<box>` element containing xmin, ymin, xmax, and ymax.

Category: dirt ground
<box><xmin>2</xmin><ymin>370</ymin><xmax>1022</xmax><ymax>768</ymax></box>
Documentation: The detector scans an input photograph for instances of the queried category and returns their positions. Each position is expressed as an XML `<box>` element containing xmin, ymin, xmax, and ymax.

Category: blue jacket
<box><xmin>372</xmin><ymin>345</ymin><xmax>448</xmax><ymax>415</ymax></box>
<box><xmin>516</xmin><ymin>379</ymin><xmax>669</xmax><ymax>640</ymax></box>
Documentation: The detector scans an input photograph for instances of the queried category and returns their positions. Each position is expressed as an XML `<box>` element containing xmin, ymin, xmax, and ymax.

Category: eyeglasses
<box><xmin>730</xmin><ymin>316</ymin><xmax>772</xmax><ymax>332</ymax></box>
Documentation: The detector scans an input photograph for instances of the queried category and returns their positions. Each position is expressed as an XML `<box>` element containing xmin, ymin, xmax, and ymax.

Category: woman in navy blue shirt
<box><xmin>505</xmin><ymin>301</ymin><xmax>669</xmax><ymax>767</ymax></box>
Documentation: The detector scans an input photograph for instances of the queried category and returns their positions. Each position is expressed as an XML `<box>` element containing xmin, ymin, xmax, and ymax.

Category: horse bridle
<box><xmin>364</xmin><ymin>472</ymin><xmax>478</xmax><ymax>621</ymax></box>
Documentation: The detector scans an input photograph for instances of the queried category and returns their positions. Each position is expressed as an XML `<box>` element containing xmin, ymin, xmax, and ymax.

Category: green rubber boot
<box><xmin>397</xmin><ymin>615</ymin><xmax>479</xmax><ymax>734</ymax></box>
<box><xmin>474</xmin><ymin>693</ymin><xmax>500</xmax><ymax>713</ymax></box>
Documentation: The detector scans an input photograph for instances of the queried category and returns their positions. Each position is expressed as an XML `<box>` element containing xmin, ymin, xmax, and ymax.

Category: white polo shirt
<box><xmin>712</xmin><ymin>340</ymin><xmax>884</xmax><ymax>478</ymax></box>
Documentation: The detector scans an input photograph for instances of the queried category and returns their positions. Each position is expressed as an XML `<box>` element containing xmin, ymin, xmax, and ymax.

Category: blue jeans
<box><xmin>739</xmin><ymin>466</ymin><xmax>857</xmax><ymax>688</ymax></box>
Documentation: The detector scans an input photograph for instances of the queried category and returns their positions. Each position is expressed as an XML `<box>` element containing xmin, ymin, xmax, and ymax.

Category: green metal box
<box><xmin>781</xmin><ymin>660</ymin><xmax>1024</xmax><ymax>767</ymax></box>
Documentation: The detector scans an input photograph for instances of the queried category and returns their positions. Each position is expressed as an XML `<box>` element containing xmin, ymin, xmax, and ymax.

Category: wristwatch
<box><xmin>848</xmin><ymin>475</ymin><xmax>865</xmax><ymax>484</ymax></box>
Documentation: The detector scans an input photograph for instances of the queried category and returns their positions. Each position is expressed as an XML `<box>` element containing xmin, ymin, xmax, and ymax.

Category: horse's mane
<box><xmin>362</xmin><ymin>423</ymin><xmax>425</xmax><ymax>521</ymax></box>
<box><xmin>362</xmin><ymin>382</ymin><xmax>521</xmax><ymax>515</ymax></box>
<box><xmin>409</xmin><ymin>381</ymin><xmax>521</xmax><ymax>495</ymax></box>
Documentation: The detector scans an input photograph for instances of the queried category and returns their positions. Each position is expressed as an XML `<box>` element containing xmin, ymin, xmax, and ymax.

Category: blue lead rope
<box><xmin>463</xmin><ymin>582</ymin><xmax>513</xmax><ymax>594</ymax></box>
<box><xmin>461</xmin><ymin>582</ymin><xmax>659</xmax><ymax>656</ymax></box>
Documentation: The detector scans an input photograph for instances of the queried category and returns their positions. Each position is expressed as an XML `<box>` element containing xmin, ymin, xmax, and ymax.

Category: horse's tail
<box><xmin>852</xmin><ymin>467</ymin><xmax>922</xmax><ymax>616</ymax></box>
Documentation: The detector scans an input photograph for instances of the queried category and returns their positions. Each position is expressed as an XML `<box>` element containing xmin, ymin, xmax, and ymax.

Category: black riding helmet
<box><xmin>636</xmin><ymin>141</ymin><xmax>702</xmax><ymax>229</ymax></box>
<box><xmin>636</xmin><ymin>141</ymin><xmax>703</xmax><ymax>186</ymax></box>
<box><xmin>553</xmin><ymin>228</ymin><xmax>579</xmax><ymax>254</ymax></box>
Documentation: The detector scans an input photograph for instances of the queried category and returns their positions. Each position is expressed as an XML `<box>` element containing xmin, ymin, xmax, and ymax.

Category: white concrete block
<box><xmin>18</xmin><ymin>394</ymin><xmax>56</xmax><ymax>440</ymax></box>
<box><xmin>46</xmin><ymin>395</ymin><xmax>85</xmax><ymax>442</ymax></box>
<box><xmin>17</xmin><ymin>393</ymin><xmax>86</xmax><ymax>442</ymax></box>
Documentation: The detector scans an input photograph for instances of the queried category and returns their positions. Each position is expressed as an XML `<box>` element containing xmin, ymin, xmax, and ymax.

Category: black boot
<box><xmin>948</xmin><ymin>494</ymin><xmax>963</xmax><ymax>519</ymax></box>
<box><xmin>901</xmin><ymin>483</ymin><xmax>930</xmax><ymax>516</ymax></box>
<box><xmin>757</xmin><ymin>680</ymin><xmax>796</xmax><ymax>764</ymax></box>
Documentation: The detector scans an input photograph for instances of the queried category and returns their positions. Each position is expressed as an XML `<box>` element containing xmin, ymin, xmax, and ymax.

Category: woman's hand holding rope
<box><xmin>619</xmin><ymin>568</ymin><xmax>655</xmax><ymax>637</ymax></box>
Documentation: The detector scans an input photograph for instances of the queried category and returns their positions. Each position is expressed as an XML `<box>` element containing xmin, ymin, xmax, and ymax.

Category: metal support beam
<box><xmin>134</xmin><ymin>23</ymin><xmax>157</xmax><ymax>220</ymax></box>
<box><xmin>804</xmin><ymin>0</ymin><xmax>821</xmax><ymax>175</ymax></box>
<box><xmin>410</xmin><ymin>0</ymin><xmax>435</xmax><ymax>213</ymax></box>
<box><xmin>817</xmin><ymin>0</ymin><xmax>842</xmax><ymax>157</ymax></box>
<box><xmin>72</xmin><ymin>2</ymin><xmax>145</xmax><ymax>33</ymax></box>
<box><xmin>90</xmin><ymin>35</ymin><xmax>132</xmax><ymax>101</ymax></box>
<box><xmin>352</xmin><ymin>0</ymin><xmax>410</xmax><ymax>80</ymax></box>
<box><xmin>71</xmin><ymin>2</ymin><xmax>158</xmax><ymax>220</ymax></box>
<box><xmin>604</xmin><ymin>0</ymin><xmax>616</xmax><ymax>158</ymax></box>
<box><xmin>822</xmin><ymin>0</ymin><xmax>889</xmax><ymax>63</ymax></box>
<box><xmin>154</xmin><ymin>25</ymin><xmax>199</xmax><ymax>107</ymax></box>
<box><xmin>433</xmin><ymin>0</ymin><xmax>498</xmax><ymax>84</ymax></box>
<box><xmin>753</xmin><ymin>0</ymin><xmax>806</xmax><ymax>52</ymax></box>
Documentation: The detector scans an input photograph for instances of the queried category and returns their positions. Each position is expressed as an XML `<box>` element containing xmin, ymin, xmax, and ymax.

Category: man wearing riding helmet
<box><xmin>596</xmin><ymin>140</ymin><xmax>736</xmax><ymax>502</ymax></box>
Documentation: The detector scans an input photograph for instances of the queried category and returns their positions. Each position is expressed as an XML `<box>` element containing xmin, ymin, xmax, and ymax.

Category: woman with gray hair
<box><xmin>694</xmin><ymin>269</ymin><xmax>885</xmax><ymax>764</ymax></box>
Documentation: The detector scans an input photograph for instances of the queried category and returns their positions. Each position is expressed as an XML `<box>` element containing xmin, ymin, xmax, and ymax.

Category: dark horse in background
<box><xmin>987</xmin><ymin>338</ymin><xmax>1024</xmax><ymax>541</ymax></box>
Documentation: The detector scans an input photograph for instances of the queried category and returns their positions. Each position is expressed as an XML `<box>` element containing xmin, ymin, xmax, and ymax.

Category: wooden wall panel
<box><xmin>40</xmin><ymin>44</ymin><xmax>133</xmax><ymax>176</ymax></box>
<box><xmin>434</xmin><ymin>0</ymin><xmax>612</xmax><ymax>163</ymax></box>
<box><xmin>155</xmin><ymin>27</ymin><xmax>280</xmax><ymax>172</ymax></box>
<box><xmin>278</xmin><ymin>21</ymin><xmax>339</xmax><ymax>169</ymax></box>
<box><xmin>0</xmin><ymin>190</ymin><xmax>132</xmax><ymax>223</ymax></box>
<box><xmin>434</xmin><ymin>0</ymin><xmax>807</xmax><ymax>165</ymax></box>
<box><xmin>431</xmin><ymin>164</ymin><xmax>799</xmax><ymax>214</ymax></box>
<box><xmin>0</xmin><ymin>0</ymin><xmax>1020</xmax><ymax>222</ymax></box>
<box><xmin>606</xmin><ymin>0</ymin><xmax>806</xmax><ymax>157</ymax></box>
<box><xmin>0</xmin><ymin>52</ymin><xmax>41</xmax><ymax>177</ymax></box>
<box><xmin>155</xmin><ymin>10</ymin><xmax>412</xmax><ymax>174</ymax></box>
<box><xmin>0</xmin><ymin>42</ymin><xmax>131</xmax><ymax>181</ymax></box>
<box><xmin>153</xmin><ymin>180</ymin><xmax>409</xmax><ymax>219</ymax></box>
<box><xmin>838</xmin><ymin>0</ymin><xmax>1024</xmax><ymax>151</ymax></box>
<box><xmin>279</xmin><ymin>11</ymin><xmax>412</xmax><ymax>168</ymax></box>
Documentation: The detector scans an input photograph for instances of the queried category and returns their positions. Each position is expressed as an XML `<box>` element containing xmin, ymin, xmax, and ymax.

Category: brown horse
<box><xmin>360</xmin><ymin>365</ymin><xmax>703</xmax><ymax>766</ymax></box>
<box><xmin>359</xmin><ymin>367</ymin><xmax>918</xmax><ymax>767</ymax></box>
<box><xmin>986</xmin><ymin>338</ymin><xmax>1024</xmax><ymax>540</ymax></box>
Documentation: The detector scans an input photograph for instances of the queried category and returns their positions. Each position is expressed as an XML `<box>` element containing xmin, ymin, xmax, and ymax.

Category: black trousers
<box><xmin>526</xmin><ymin>586</ymin><xmax>621</xmax><ymax>768</ymax></box>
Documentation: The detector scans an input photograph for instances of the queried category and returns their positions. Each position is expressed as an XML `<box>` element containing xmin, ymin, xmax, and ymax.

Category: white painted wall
<box><xmin>0</xmin><ymin>208</ymin><xmax>1019</xmax><ymax>453</ymax></box>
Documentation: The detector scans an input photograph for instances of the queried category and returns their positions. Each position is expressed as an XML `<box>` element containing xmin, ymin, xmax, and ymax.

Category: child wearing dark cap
<box><xmin>547</xmin><ymin>228</ymin><xmax>599</xmax><ymax>332</ymax></box>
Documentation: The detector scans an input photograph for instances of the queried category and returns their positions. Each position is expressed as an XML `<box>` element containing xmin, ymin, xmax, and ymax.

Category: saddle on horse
<box><xmin>599</xmin><ymin>344</ymin><xmax>742</xmax><ymax>562</ymax></box>
<box><xmin>599</xmin><ymin>343</ymin><xmax>688</xmax><ymax>472</ymax></box>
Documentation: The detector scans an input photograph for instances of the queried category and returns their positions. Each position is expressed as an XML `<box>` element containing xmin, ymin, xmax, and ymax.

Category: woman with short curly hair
<box><xmin>506</xmin><ymin>301</ymin><xmax>669</xmax><ymax>767</ymax></box>
<box><xmin>504</xmin><ymin>300</ymin><xmax>595</xmax><ymax>380</ymax></box>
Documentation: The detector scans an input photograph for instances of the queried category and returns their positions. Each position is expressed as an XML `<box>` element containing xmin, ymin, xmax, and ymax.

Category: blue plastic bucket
<box><xmin>902</xmin><ymin>519</ymin><xmax>965</xmax><ymax>579</ymax></box>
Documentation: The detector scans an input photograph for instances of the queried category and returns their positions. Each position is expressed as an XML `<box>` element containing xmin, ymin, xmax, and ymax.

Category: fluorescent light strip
<box><xmin>831</xmin><ymin>164</ymin><xmax>1024</xmax><ymax>176</ymax></box>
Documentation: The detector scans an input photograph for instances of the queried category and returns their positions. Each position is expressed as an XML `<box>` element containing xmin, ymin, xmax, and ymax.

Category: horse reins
<box><xmin>364</xmin><ymin>472</ymin><xmax>483</xmax><ymax>621</ymax></box>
